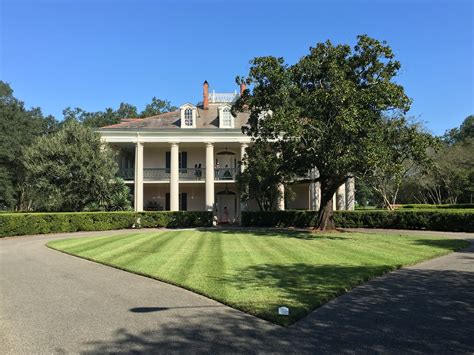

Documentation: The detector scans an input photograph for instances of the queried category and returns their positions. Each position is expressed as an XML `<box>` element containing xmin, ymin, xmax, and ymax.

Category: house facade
<box><xmin>98</xmin><ymin>81</ymin><xmax>355</xmax><ymax>222</ymax></box>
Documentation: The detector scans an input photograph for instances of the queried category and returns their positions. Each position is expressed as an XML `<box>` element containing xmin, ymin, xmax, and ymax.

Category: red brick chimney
<box><xmin>240</xmin><ymin>82</ymin><xmax>246</xmax><ymax>96</ymax></box>
<box><xmin>203</xmin><ymin>80</ymin><xmax>209</xmax><ymax>110</ymax></box>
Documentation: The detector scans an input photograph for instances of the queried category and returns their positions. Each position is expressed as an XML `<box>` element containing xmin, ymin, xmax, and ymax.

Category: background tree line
<box><xmin>0</xmin><ymin>81</ymin><xmax>176</xmax><ymax>211</ymax></box>
<box><xmin>357</xmin><ymin>115</ymin><xmax>473</xmax><ymax>207</ymax></box>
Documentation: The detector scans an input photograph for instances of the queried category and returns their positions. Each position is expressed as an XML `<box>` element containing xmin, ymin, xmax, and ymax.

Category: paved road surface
<box><xmin>1</xmin><ymin>229</ymin><xmax>472</xmax><ymax>353</ymax></box>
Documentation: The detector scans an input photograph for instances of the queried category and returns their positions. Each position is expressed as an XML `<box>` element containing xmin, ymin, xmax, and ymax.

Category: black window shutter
<box><xmin>165</xmin><ymin>193</ymin><xmax>170</xmax><ymax>211</ymax></box>
<box><xmin>180</xmin><ymin>152</ymin><xmax>187</xmax><ymax>169</ymax></box>
<box><xmin>165</xmin><ymin>152</ymin><xmax>170</xmax><ymax>173</ymax></box>
<box><xmin>180</xmin><ymin>193</ymin><xmax>187</xmax><ymax>211</ymax></box>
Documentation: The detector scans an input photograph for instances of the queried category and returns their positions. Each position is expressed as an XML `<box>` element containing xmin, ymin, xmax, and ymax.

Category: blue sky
<box><xmin>1</xmin><ymin>0</ymin><xmax>472</xmax><ymax>135</ymax></box>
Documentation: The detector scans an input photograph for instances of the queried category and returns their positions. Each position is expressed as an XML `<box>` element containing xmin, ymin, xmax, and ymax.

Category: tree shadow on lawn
<box><xmin>216</xmin><ymin>263</ymin><xmax>398</xmax><ymax>326</ymax></box>
<box><xmin>82</xmin><ymin>267</ymin><xmax>474</xmax><ymax>354</ymax></box>
<box><xmin>411</xmin><ymin>238</ymin><xmax>471</xmax><ymax>251</ymax></box>
<box><xmin>197</xmin><ymin>227</ymin><xmax>347</xmax><ymax>240</ymax></box>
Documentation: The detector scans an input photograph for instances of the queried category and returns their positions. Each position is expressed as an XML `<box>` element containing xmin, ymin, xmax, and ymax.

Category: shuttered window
<box><xmin>165</xmin><ymin>193</ymin><xmax>187</xmax><ymax>211</ymax></box>
<box><xmin>165</xmin><ymin>152</ymin><xmax>187</xmax><ymax>172</ymax></box>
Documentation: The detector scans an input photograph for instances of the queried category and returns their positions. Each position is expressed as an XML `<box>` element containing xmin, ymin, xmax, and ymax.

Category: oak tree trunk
<box><xmin>317</xmin><ymin>183</ymin><xmax>339</xmax><ymax>230</ymax></box>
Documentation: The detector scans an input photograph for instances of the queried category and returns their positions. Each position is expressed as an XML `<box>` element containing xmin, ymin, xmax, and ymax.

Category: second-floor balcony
<box><xmin>119</xmin><ymin>167</ymin><xmax>239</xmax><ymax>182</ymax></box>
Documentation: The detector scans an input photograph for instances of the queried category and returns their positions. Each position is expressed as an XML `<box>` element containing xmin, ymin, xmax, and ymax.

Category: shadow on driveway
<box><xmin>85</xmin><ymin>265</ymin><xmax>474</xmax><ymax>353</ymax></box>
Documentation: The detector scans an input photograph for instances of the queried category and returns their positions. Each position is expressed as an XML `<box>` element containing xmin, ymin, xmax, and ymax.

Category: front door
<box><xmin>217</xmin><ymin>194</ymin><xmax>236</xmax><ymax>223</ymax></box>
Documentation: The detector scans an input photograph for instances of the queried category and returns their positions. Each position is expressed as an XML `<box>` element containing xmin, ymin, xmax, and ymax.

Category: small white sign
<box><xmin>278</xmin><ymin>306</ymin><xmax>289</xmax><ymax>316</ymax></box>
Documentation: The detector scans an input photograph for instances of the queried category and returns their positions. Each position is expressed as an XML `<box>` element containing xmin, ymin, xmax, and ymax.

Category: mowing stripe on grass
<box><xmin>121</xmin><ymin>231</ymin><xmax>190</xmax><ymax>274</ymax></box>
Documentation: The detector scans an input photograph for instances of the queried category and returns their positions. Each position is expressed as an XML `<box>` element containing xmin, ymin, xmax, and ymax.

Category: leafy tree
<box><xmin>105</xmin><ymin>178</ymin><xmax>133</xmax><ymax>211</ymax></box>
<box><xmin>418</xmin><ymin>138</ymin><xmax>473</xmax><ymax>204</ymax></box>
<box><xmin>236</xmin><ymin>142</ymin><xmax>289</xmax><ymax>211</ymax></box>
<box><xmin>84</xmin><ymin>178</ymin><xmax>132</xmax><ymax>211</ymax></box>
<box><xmin>63</xmin><ymin>106</ymin><xmax>122</xmax><ymax>128</ymax></box>
<box><xmin>0</xmin><ymin>81</ymin><xmax>57</xmax><ymax>210</ymax></box>
<box><xmin>442</xmin><ymin>115</ymin><xmax>474</xmax><ymax>144</ymax></box>
<box><xmin>396</xmin><ymin>116</ymin><xmax>474</xmax><ymax>205</ymax></box>
<box><xmin>363</xmin><ymin>118</ymin><xmax>437</xmax><ymax>209</ymax></box>
<box><xmin>63</xmin><ymin>97</ymin><xmax>176</xmax><ymax>128</ymax></box>
<box><xmin>23</xmin><ymin>120</ymin><xmax>130</xmax><ymax>211</ymax></box>
<box><xmin>140</xmin><ymin>97</ymin><xmax>177</xmax><ymax>117</ymax></box>
<box><xmin>234</xmin><ymin>35</ymin><xmax>434</xmax><ymax>229</ymax></box>
<box><xmin>82</xmin><ymin>108</ymin><xmax>119</xmax><ymax>128</ymax></box>
<box><xmin>354</xmin><ymin>179</ymin><xmax>379</xmax><ymax>207</ymax></box>
<box><xmin>115</xmin><ymin>102</ymin><xmax>138</xmax><ymax>119</ymax></box>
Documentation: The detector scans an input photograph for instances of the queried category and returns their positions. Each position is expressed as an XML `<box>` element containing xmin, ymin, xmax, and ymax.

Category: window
<box><xmin>219</xmin><ymin>106</ymin><xmax>234</xmax><ymax>128</ymax></box>
<box><xmin>184</xmin><ymin>108</ymin><xmax>193</xmax><ymax>127</ymax></box>
<box><xmin>165</xmin><ymin>192</ymin><xmax>187</xmax><ymax>211</ymax></box>
<box><xmin>165</xmin><ymin>151</ymin><xmax>187</xmax><ymax>173</ymax></box>
<box><xmin>222</xmin><ymin>108</ymin><xmax>232</xmax><ymax>127</ymax></box>
<box><xmin>180</xmin><ymin>104</ymin><xmax>196</xmax><ymax>128</ymax></box>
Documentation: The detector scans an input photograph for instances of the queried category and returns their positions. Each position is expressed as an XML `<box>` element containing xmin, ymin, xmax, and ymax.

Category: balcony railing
<box><xmin>179</xmin><ymin>168</ymin><xmax>206</xmax><ymax>181</ymax></box>
<box><xmin>118</xmin><ymin>167</ymin><xmax>238</xmax><ymax>181</ymax></box>
<box><xmin>118</xmin><ymin>168</ymin><xmax>134</xmax><ymax>180</ymax></box>
<box><xmin>144</xmin><ymin>168</ymin><xmax>169</xmax><ymax>180</ymax></box>
<box><xmin>209</xmin><ymin>92</ymin><xmax>238</xmax><ymax>103</ymax></box>
<box><xmin>215</xmin><ymin>167</ymin><xmax>238</xmax><ymax>181</ymax></box>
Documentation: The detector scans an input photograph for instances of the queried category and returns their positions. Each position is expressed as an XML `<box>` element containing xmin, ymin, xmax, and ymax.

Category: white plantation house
<box><xmin>98</xmin><ymin>81</ymin><xmax>355</xmax><ymax>222</ymax></box>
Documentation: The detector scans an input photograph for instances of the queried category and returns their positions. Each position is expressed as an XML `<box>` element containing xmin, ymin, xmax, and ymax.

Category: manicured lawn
<box><xmin>47</xmin><ymin>229</ymin><xmax>467</xmax><ymax>325</ymax></box>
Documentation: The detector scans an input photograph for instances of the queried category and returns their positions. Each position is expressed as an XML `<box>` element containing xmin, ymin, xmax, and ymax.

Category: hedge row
<box><xmin>399</xmin><ymin>203</ymin><xmax>474</xmax><ymax>209</ymax></box>
<box><xmin>0</xmin><ymin>211</ymin><xmax>213</xmax><ymax>237</ymax></box>
<box><xmin>242</xmin><ymin>210</ymin><xmax>474</xmax><ymax>232</ymax></box>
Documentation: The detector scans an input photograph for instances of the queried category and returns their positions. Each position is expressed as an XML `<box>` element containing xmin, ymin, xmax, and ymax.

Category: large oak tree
<box><xmin>233</xmin><ymin>35</ymin><xmax>434</xmax><ymax>230</ymax></box>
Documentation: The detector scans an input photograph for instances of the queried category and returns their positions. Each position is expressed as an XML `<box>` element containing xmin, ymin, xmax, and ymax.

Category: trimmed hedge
<box><xmin>0</xmin><ymin>211</ymin><xmax>213</xmax><ymax>237</ymax></box>
<box><xmin>399</xmin><ymin>203</ymin><xmax>474</xmax><ymax>209</ymax></box>
<box><xmin>242</xmin><ymin>210</ymin><xmax>474</xmax><ymax>232</ymax></box>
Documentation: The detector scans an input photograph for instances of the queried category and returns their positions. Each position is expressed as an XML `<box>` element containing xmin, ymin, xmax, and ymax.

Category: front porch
<box><xmin>141</xmin><ymin>183</ymin><xmax>241</xmax><ymax>224</ymax></box>
<box><xmin>111</xmin><ymin>141</ymin><xmax>248</xmax><ymax>213</ymax></box>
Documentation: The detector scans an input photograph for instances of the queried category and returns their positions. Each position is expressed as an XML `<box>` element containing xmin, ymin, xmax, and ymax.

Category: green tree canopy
<box><xmin>140</xmin><ymin>97</ymin><xmax>177</xmax><ymax>117</ymax></box>
<box><xmin>63</xmin><ymin>97</ymin><xmax>177</xmax><ymax>128</ymax></box>
<box><xmin>443</xmin><ymin>115</ymin><xmax>474</xmax><ymax>144</ymax></box>
<box><xmin>0</xmin><ymin>81</ymin><xmax>57</xmax><ymax>210</ymax></box>
<box><xmin>234</xmin><ymin>35</ymin><xmax>434</xmax><ymax>229</ymax></box>
<box><xmin>237</xmin><ymin>142</ymin><xmax>289</xmax><ymax>211</ymax></box>
<box><xmin>23</xmin><ymin>120</ymin><xmax>130</xmax><ymax>211</ymax></box>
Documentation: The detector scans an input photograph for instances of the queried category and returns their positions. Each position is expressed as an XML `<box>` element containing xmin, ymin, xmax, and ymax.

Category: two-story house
<box><xmin>98</xmin><ymin>81</ymin><xmax>355</xmax><ymax>222</ymax></box>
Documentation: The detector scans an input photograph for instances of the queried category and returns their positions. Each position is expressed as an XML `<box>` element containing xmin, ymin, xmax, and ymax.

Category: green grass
<box><xmin>47</xmin><ymin>229</ymin><xmax>468</xmax><ymax>326</ymax></box>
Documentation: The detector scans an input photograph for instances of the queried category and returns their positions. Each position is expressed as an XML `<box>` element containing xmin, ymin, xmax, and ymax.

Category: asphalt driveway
<box><xmin>1</xmin><ymin>229</ymin><xmax>473</xmax><ymax>354</ymax></box>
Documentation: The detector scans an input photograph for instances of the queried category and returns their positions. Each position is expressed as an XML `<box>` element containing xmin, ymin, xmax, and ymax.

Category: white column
<box><xmin>277</xmin><ymin>184</ymin><xmax>285</xmax><ymax>210</ymax></box>
<box><xmin>309</xmin><ymin>168</ymin><xmax>321</xmax><ymax>211</ymax></box>
<box><xmin>205</xmin><ymin>142</ymin><xmax>215</xmax><ymax>211</ymax></box>
<box><xmin>336</xmin><ymin>184</ymin><xmax>346</xmax><ymax>210</ymax></box>
<box><xmin>134</xmin><ymin>142</ymin><xmax>144</xmax><ymax>212</ymax></box>
<box><xmin>310</xmin><ymin>182</ymin><xmax>321</xmax><ymax>211</ymax></box>
<box><xmin>170</xmin><ymin>142</ymin><xmax>179</xmax><ymax>211</ymax></box>
<box><xmin>332</xmin><ymin>193</ymin><xmax>337</xmax><ymax>211</ymax></box>
<box><xmin>276</xmin><ymin>150</ymin><xmax>285</xmax><ymax>211</ymax></box>
<box><xmin>240</xmin><ymin>143</ymin><xmax>248</xmax><ymax>172</ymax></box>
<box><xmin>346</xmin><ymin>177</ymin><xmax>355</xmax><ymax>211</ymax></box>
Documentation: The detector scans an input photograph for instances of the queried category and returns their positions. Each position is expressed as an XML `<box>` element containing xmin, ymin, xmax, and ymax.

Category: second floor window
<box><xmin>222</xmin><ymin>107</ymin><xmax>232</xmax><ymax>127</ymax></box>
<box><xmin>184</xmin><ymin>108</ymin><xmax>193</xmax><ymax>126</ymax></box>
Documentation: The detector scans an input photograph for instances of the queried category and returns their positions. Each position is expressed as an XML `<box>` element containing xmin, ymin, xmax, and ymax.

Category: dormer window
<box><xmin>184</xmin><ymin>108</ymin><xmax>193</xmax><ymax>126</ymax></box>
<box><xmin>219</xmin><ymin>105</ymin><xmax>234</xmax><ymax>128</ymax></box>
<box><xmin>180</xmin><ymin>103</ymin><xmax>197</xmax><ymax>128</ymax></box>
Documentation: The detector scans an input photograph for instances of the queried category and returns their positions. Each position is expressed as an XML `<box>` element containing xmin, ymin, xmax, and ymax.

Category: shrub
<box><xmin>0</xmin><ymin>211</ymin><xmax>213</xmax><ymax>237</ymax></box>
<box><xmin>242</xmin><ymin>210</ymin><xmax>474</xmax><ymax>232</ymax></box>
<box><xmin>399</xmin><ymin>203</ymin><xmax>474</xmax><ymax>209</ymax></box>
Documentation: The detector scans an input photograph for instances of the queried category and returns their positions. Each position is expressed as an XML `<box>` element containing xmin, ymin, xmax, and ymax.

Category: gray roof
<box><xmin>100</xmin><ymin>105</ymin><xmax>250</xmax><ymax>130</ymax></box>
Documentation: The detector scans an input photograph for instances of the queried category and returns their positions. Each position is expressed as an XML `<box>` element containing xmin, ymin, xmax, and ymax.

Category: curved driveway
<box><xmin>1</xmin><ymin>229</ymin><xmax>473</xmax><ymax>353</ymax></box>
